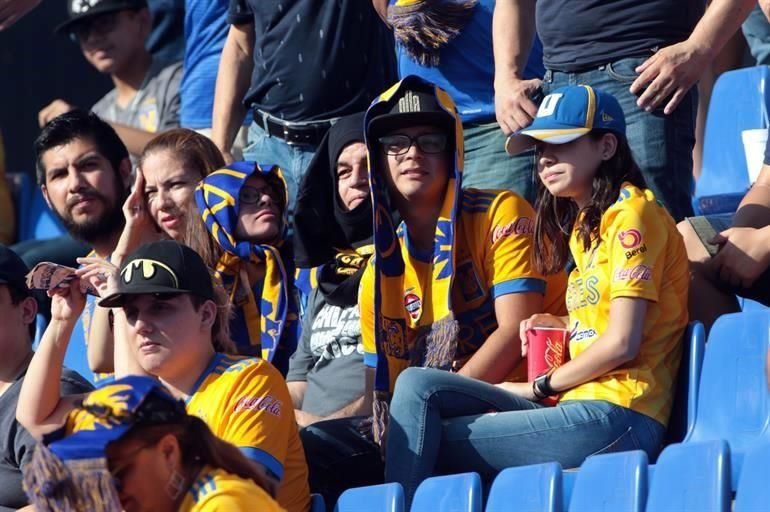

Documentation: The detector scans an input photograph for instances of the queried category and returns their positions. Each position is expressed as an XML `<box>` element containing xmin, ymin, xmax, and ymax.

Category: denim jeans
<box><xmin>462</xmin><ymin>122</ymin><xmax>537</xmax><ymax>205</ymax></box>
<box><xmin>300</xmin><ymin>416</ymin><xmax>384</xmax><ymax>510</ymax></box>
<box><xmin>243</xmin><ymin>121</ymin><xmax>319</xmax><ymax>224</ymax></box>
<box><xmin>543</xmin><ymin>57</ymin><xmax>697</xmax><ymax>222</ymax></box>
<box><xmin>742</xmin><ymin>4</ymin><xmax>770</xmax><ymax>66</ymax></box>
<box><xmin>385</xmin><ymin>367</ymin><xmax>666</xmax><ymax>507</ymax></box>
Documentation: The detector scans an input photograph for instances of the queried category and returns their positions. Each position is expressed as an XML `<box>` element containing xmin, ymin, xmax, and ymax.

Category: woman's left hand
<box><xmin>496</xmin><ymin>381</ymin><xmax>537</xmax><ymax>401</ymax></box>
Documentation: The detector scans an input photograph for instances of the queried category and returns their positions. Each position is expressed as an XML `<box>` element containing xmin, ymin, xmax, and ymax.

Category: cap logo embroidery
<box><xmin>537</xmin><ymin>93</ymin><xmax>562</xmax><ymax>118</ymax></box>
<box><xmin>601</xmin><ymin>111</ymin><xmax>614</xmax><ymax>122</ymax></box>
<box><xmin>121</xmin><ymin>259</ymin><xmax>180</xmax><ymax>287</ymax></box>
<box><xmin>71</xmin><ymin>0</ymin><xmax>98</xmax><ymax>14</ymax></box>
<box><xmin>398</xmin><ymin>91</ymin><xmax>421</xmax><ymax>113</ymax></box>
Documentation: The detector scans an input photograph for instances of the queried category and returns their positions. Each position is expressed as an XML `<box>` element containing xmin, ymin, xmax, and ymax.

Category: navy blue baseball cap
<box><xmin>56</xmin><ymin>0</ymin><xmax>148</xmax><ymax>35</ymax></box>
<box><xmin>0</xmin><ymin>244</ymin><xmax>30</xmax><ymax>292</ymax></box>
<box><xmin>505</xmin><ymin>85</ymin><xmax>626</xmax><ymax>156</ymax></box>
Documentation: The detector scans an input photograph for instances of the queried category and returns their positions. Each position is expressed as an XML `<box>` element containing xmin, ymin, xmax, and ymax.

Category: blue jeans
<box><xmin>385</xmin><ymin>368</ymin><xmax>666</xmax><ymax>507</ymax></box>
<box><xmin>742</xmin><ymin>4</ymin><xmax>770</xmax><ymax>66</ymax></box>
<box><xmin>243</xmin><ymin>122</ymin><xmax>319</xmax><ymax>224</ymax></box>
<box><xmin>543</xmin><ymin>57</ymin><xmax>697</xmax><ymax>222</ymax></box>
<box><xmin>462</xmin><ymin>122</ymin><xmax>537</xmax><ymax>205</ymax></box>
<box><xmin>300</xmin><ymin>416</ymin><xmax>384</xmax><ymax>510</ymax></box>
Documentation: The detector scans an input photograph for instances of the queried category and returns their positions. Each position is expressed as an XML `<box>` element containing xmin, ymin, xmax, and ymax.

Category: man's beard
<box><xmin>53</xmin><ymin>188</ymin><xmax>127</xmax><ymax>245</ymax></box>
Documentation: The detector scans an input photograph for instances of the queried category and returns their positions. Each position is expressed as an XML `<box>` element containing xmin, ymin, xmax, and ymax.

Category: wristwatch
<box><xmin>534</xmin><ymin>370</ymin><xmax>558</xmax><ymax>398</ymax></box>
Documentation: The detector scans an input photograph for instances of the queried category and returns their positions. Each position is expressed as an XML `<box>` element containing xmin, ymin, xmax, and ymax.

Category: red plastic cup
<box><xmin>526</xmin><ymin>327</ymin><xmax>569</xmax><ymax>405</ymax></box>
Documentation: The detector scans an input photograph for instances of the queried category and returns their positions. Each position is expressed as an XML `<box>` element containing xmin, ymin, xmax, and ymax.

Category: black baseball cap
<box><xmin>55</xmin><ymin>0</ymin><xmax>148</xmax><ymax>35</ymax></box>
<box><xmin>0</xmin><ymin>244</ymin><xmax>30</xmax><ymax>292</ymax></box>
<box><xmin>367</xmin><ymin>77</ymin><xmax>455</xmax><ymax>139</ymax></box>
<box><xmin>99</xmin><ymin>240</ymin><xmax>214</xmax><ymax>307</ymax></box>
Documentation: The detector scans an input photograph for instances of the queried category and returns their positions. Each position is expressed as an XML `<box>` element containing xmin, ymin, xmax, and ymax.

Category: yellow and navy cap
<box><xmin>99</xmin><ymin>240</ymin><xmax>214</xmax><ymax>307</ymax></box>
<box><xmin>505</xmin><ymin>85</ymin><xmax>626</xmax><ymax>156</ymax></box>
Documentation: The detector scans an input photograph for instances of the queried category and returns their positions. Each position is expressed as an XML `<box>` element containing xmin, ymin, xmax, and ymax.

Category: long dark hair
<box><xmin>118</xmin><ymin>416</ymin><xmax>273</xmax><ymax>496</ymax></box>
<box><xmin>533</xmin><ymin>131</ymin><xmax>647</xmax><ymax>275</ymax></box>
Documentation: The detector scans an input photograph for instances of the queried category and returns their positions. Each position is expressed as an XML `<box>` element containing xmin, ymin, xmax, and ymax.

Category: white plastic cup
<box><xmin>741</xmin><ymin>128</ymin><xmax>768</xmax><ymax>183</ymax></box>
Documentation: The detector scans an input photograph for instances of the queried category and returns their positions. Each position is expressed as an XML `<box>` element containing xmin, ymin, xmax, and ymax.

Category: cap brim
<box><xmin>505</xmin><ymin>127</ymin><xmax>591</xmax><ymax>156</ymax></box>
<box><xmin>98</xmin><ymin>285</ymin><xmax>188</xmax><ymax>308</ymax></box>
<box><xmin>47</xmin><ymin>423</ymin><xmax>130</xmax><ymax>461</ymax></box>
<box><xmin>367</xmin><ymin>111</ymin><xmax>453</xmax><ymax>139</ymax></box>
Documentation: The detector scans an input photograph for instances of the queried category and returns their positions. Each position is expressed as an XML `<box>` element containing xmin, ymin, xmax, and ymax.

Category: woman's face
<box><xmin>142</xmin><ymin>150</ymin><xmax>201</xmax><ymax>240</ymax></box>
<box><xmin>234</xmin><ymin>174</ymin><xmax>283</xmax><ymax>243</ymax></box>
<box><xmin>107</xmin><ymin>435</ymin><xmax>180</xmax><ymax>512</ymax></box>
<box><xmin>536</xmin><ymin>134</ymin><xmax>616</xmax><ymax>207</ymax></box>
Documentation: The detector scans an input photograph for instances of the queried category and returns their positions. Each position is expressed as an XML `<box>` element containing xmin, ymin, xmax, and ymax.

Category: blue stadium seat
<box><xmin>411</xmin><ymin>473</ymin><xmax>482</xmax><ymax>512</ymax></box>
<box><xmin>684</xmin><ymin>311</ymin><xmax>770</xmax><ymax>489</ymax></box>
<box><xmin>695</xmin><ymin>66</ymin><xmax>770</xmax><ymax>214</ymax></box>
<box><xmin>335</xmin><ymin>483</ymin><xmax>405</xmax><ymax>512</ymax></box>
<box><xmin>486</xmin><ymin>462</ymin><xmax>562</xmax><ymax>512</ymax></box>
<box><xmin>665</xmin><ymin>322</ymin><xmax>706</xmax><ymax>445</ymax></box>
<box><xmin>646</xmin><ymin>440</ymin><xmax>731</xmax><ymax>512</ymax></box>
<box><xmin>310</xmin><ymin>493</ymin><xmax>326</xmax><ymax>512</ymax></box>
<box><xmin>734</xmin><ymin>441</ymin><xmax>770</xmax><ymax>512</ymax></box>
<box><xmin>569</xmin><ymin>451</ymin><xmax>648</xmax><ymax>512</ymax></box>
<box><xmin>561</xmin><ymin>471</ymin><xmax>577</xmax><ymax>512</ymax></box>
<box><xmin>19</xmin><ymin>187</ymin><xmax>66</xmax><ymax>242</ymax></box>
<box><xmin>34</xmin><ymin>313</ymin><xmax>94</xmax><ymax>385</ymax></box>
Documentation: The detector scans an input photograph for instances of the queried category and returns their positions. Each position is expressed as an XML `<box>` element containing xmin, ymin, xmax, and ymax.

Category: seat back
<box><xmin>665</xmin><ymin>322</ymin><xmax>706</xmax><ymax>445</ymax></box>
<box><xmin>686</xmin><ymin>311</ymin><xmax>770</xmax><ymax>489</ymax></box>
<box><xmin>335</xmin><ymin>483</ymin><xmax>405</xmax><ymax>512</ymax></box>
<box><xmin>411</xmin><ymin>473</ymin><xmax>482</xmax><ymax>512</ymax></box>
<box><xmin>569</xmin><ymin>451</ymin><xmax>648</xmax><ymax>512</ymax></box>
<box><xmin>310</xmin><ymin>493</ymin><xmax>326</xmax><ymax>512</ymax></box>
<box><xmin>486</xmin><ymin>462</ymin><xmax>562</xmax><ymax>512</ymax></box>
<box><xmin>696</xmin><ymin>66</ymin><xmax>770</xmax><ymax>199</ymax></box>
<box><xmin>646</xmin><ymin>440</ymin><xmax>731</xmax><ymax>512</ymax></box>
<box><xmin>734</xmin><ymin>441</ymin><xmax>770</xmax><ymax>512</ymax></box>
<box><xmin>19</xmin><ymin>187</ymin><xmax>66</xmax><ymax>241</ymax></box>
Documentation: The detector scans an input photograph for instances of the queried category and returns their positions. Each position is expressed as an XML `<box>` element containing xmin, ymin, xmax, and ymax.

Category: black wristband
<box><xmin>532</xmin><ymin>379</ymin><xmax>546</xmax><ymax>400</ymax></box>
<box><xmin>534</xmin><ymin>371</ymin><xmax>558</xmax><ymax>397</ymax></box>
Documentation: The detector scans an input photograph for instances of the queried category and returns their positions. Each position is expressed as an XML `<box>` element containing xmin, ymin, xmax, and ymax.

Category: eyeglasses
<box><xmin>109</xmin><ymin>441</ymin><xmax>156</xmax><ymax>492</ymax></box>
<box><xmin>238</xmin><ymin>185</ymin><xmax>282</xmax><ymax>205</ymax></box>
<box><xmin>378</xmin><ymin>133</ymin><xmax>448</xmax><ymax>156</ymax></box>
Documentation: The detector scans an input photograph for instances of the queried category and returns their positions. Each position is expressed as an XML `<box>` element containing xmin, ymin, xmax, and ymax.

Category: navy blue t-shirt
<box><xmin>536</xmin><ymin>0</ymin><xmax>705</xmax><ymax>72</ymax></box>
<box><xmin>227</xmin><ymin>0</ymin><xmax>397</xmax><ymax>122</ymax></box>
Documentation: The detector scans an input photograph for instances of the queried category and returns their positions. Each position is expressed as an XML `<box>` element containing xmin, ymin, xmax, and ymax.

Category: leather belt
<box><xmin>254</xmin><ymin>110</ymin><xmax>337</xmax><ymax>146</ymax></box>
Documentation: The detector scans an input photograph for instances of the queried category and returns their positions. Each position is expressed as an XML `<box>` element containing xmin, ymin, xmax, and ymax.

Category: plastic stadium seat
<box><xmin>665</xmin><ymin>322</ymin><xmax>706</xmax><ymax>445</ymax></box>
<box><xmin>694</xmin><ymin>66</ymin><xmax>770</xmax><ymax>214</ymax></box>
<box><xmin>646</xmin><ymin>440</ymin><xmax>731</xmax><ymax>512</ymax></box>
<box><xmin>734</xmin><ymin>442</ymin><xmax>770</xmax><ymax>512</ymax></box>
<box><xmin>19</xmin><ymin>187</ymin><xmax>66</xmax><ymax>241</ymax></box>
<box><xmin>310</xmin><ymin>493</ymin><xmax>326</xmax><ymax>512</ymax></box>
<box><xmin>569</xmin><ymin>451</ymin><xmax>648</xmax><ymax>512</ymax></box>
<box><xmin>335</xmin><ymin>483</ymin><xmax>405</xmax><ymax>512</ymax></box>
<box><xmin>685</xmin><ymin>311</ymin><xmax>770</xmax><ymax>489</ymax></box>
<box><xmin>561</xmin><ymin>471</ymin><xmax>577</xmax><ymax>512</ymax></box>
<box><xmin>411</xmin><ymin>473</ymin><xmax>482</xmax><ymax>512</ymax></box>
<box><xmin>486</xmin><ymin>462</ymin><xmax>562</xmax><ymax>512</ymax></box>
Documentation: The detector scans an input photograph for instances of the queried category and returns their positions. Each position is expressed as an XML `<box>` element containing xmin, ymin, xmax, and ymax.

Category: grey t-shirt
<box><xmin>92</xmin><ymin>59</ymin><xmax>182</xmax><ymax>134</ymax></box>
<box><xmin>0</xmin><ymin>367</ymin><xmax>93</xmax><ymax>511</ymax></box>
<box><xmin>286</xmin><ymin>288</ymin><xmax>365</xmax><ymax>417</ymax></box>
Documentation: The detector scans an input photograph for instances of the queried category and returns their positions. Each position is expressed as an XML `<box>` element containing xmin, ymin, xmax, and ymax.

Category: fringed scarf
<box><xmin>388</xmin><ymin>0</ymin><xmax>478</xmax><ymax>66</ymax></box>
<box><xmin>195</xmin><ymin>162</ymin><xmax>297</xmax><ymax>366</ymax></box>
<box><xmin>364</xmin><ymin>76</ymin><xmax>464</xmax><ymax>445</ymax></box>
<box><xmin>294</xmin><ymin>112</ymin><xmax>375</xmax><ymax>308</ymax></box>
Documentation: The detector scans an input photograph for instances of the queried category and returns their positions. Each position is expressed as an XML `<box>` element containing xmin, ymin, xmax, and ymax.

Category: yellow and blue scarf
<box><xmin>364</xmin><ymin>76</ymin><xmax>464</xmax><ymax>440</ymax></box>
<box><xmin>195</xmin><ymin>162</ymin><xmax>298</xmax><ymax>371</ymax></box>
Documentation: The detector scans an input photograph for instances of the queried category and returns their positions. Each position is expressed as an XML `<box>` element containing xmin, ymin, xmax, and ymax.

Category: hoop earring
<box><xmin>165</xmin><ymin>468</ymin><xmax>186</xmax><ymax>500</ymax></box>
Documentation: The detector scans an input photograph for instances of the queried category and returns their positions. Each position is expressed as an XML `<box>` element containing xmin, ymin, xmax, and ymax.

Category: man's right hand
<box><xmin>38</xmin><ymin>99</ymin><xmax>76</xmax><ymax>127</ymax></box>
<box><xmin>494</xmin><ymin>77</ymin><xmax>543</xmax><ymax>135</ymax></box>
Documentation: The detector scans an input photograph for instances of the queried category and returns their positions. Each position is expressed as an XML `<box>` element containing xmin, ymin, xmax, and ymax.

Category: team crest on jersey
<box><xmin>404</xmin><ymin>291</ymin><xmax>422</xmax><ymax>320</ymax></box>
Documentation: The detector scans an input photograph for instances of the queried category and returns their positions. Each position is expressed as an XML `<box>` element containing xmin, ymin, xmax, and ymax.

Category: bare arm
<box><xmin>457</xmin><ymin>291</ymin><xmax>543</xmax><ymax>383</ymax></box>
<box><xmin>371</xmin><ymin>0</ymin><xmax>389</xmax><ymax>24</ymax></box>
<box><xmin>0</xmin><ymin>0</ymin><xmax>41</xmax><ymax>30</ymax></box>
<box><xmin>493</xmin><ymin>0</ymin><xmax>539</xmax><ymax>135</ymax></box>
<box><xmin>630</xmin><ymin>0</ymin><xmax>756</xmax><ymax>113</ymax></box>
<box><xmin>733</xmin><ymin>164</ymin><xmax>770</xmax><ymax>228</ymax></box>
<box><xmin>109</xmin><ymin>122</ymin><xmax>158</xmax><ymax>158</ymax></box>
<box><xmin>287</xmin><ymin>380</ymin><xmax>306</xmax><ymax>409</ymax></box>
<box><xmin>16</xmin><ymin>286</ymin><xmax>87</xmax><ymax>439</ymax></box>
<box><xmin>212</xmin><ymin>23</ymin><xmax>254</xmax><ymax>163</ymax></box>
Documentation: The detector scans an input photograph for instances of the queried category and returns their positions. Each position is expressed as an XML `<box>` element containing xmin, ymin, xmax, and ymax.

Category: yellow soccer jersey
<box><xmin>186</xmin><ymin>354</ymin><xmax>310</xmax><ymax>512</ymax></box>
<box><xmin>561</xmin><ymin>184</ymin><xmax>689</xmax><ymax>426</ymax></box>
<box><xmin>361</xmin><ymin>189</ymin><xmax>567</xmax><ymax>392</ymax></box>
<box><xmin>180</xmin><ymin>465</ymin><xmax>285</xmax><ymax>512</ymax></box>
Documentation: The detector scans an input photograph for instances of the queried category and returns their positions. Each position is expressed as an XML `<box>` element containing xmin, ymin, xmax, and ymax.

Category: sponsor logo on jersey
<box><xmin>234</xmin><ymin>395</ymin><xmax>282</xmax><ymax>416</ymax></box>
<box><xmin>614</xmin><ymin>264</ymin><xmax>653</xmax><ymax>282</ymax></box>
<box><xmin>491</xmin><ymin>217</ymin><xmax>534</xmax><ymax>243</ymax></box>
<box><xmin>404</xmin><ymin>292</ymin><xmax>422</xmax><ymax>319</ymax></box>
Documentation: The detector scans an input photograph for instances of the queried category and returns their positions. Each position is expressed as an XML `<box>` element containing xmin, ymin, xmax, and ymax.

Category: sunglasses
<box><xmin>378</xmin><ymin>133</ymin><xmax>448</xmax><ymax>156</ymax></box>
<box><xmin>238</xmin><ymin>184</ymin><xmax>282</xmax><ymax>205</ymax></box>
